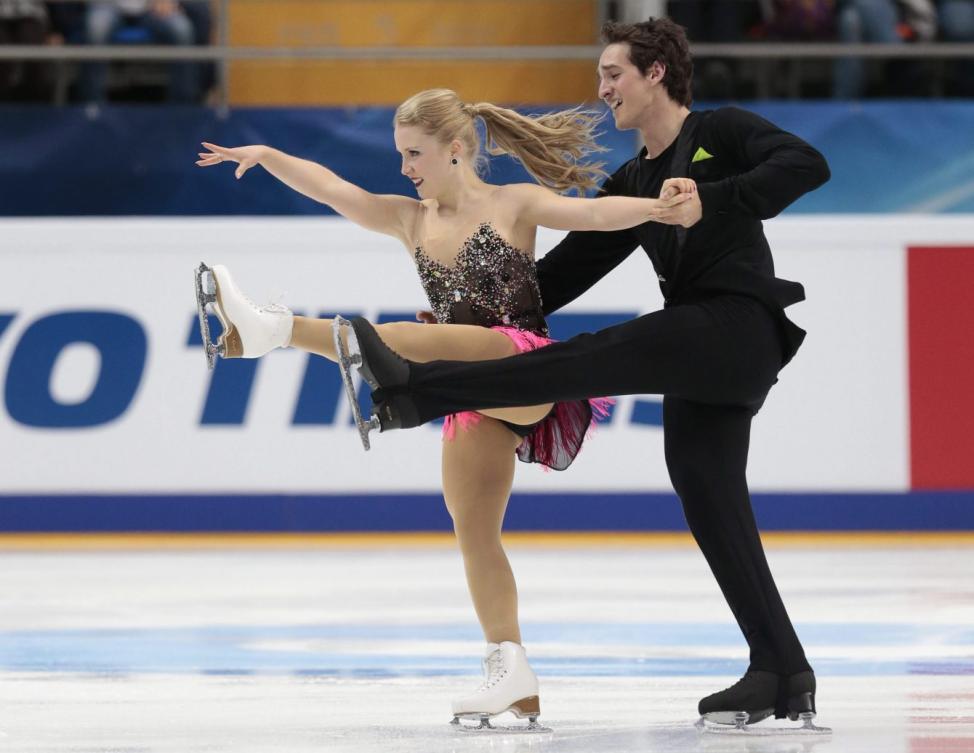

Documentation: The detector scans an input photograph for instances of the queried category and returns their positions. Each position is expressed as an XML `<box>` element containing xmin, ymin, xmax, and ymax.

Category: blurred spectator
<box><xmin>46</xmin><ymin>2</ymin><xmax>87</xmax><ymax>43</ymax></box>
<box><xmin>0</xmin><ymin>0</ymin><xmax>57</xmax><ymax>101</ymax></box>
<box><xmin>43</xmin><ymin>2</ymin><xmax>86</xmax><ymax>103</ymax></box>
<box><xmin>938</xmin><ymin>0</ymin><xmax>974</xmax><ymax>95</ymax></box>
<box><xmin>751</xmin><ymin>1</ymin><xmax>836</xmax><ymax>98</ymax></box>
<box><xmin>180</xmin><ymin>1</ymin><xmax>213</xmax><ymax>99</ymax></box>
<box><xmin>899</xmin><ymin>0</ymin><xmax>938</xmax><ymax>38</ymax></box>
<box><xmin>616</xmin><ymin>1</ymin><xmax>668</xmax><ymax>21</ymax></box>
<box><xmin>78</xmin><ymin>0</ymin><xmax>202</xmax><ymax>104</ymax></box>
<box><xmin>761</xmin><ymin>0</ymin><xmax>836</xmax><ymax>40</ymax></box>
<box><xmin>939</xmin><ymin>0</ymin><xmax>974</xmax><ymax>36</ymax></box>
<box><xmin>666</xmin><ymin>0</ymin><xmax>763</xmax><ymax>98</ymax></box>
<box><xmin>832</xmin><ymin>0</ymin><xmax>936</xmax><ymax>99</ymax></box>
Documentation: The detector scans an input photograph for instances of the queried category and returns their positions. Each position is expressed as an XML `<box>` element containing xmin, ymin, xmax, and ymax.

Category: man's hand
<box><xmin>660</xmin><ymin>177</ymin><xmax>696</xmax><ymax>201</ymax></box>
<box><xmin>656</xmin><ymin>177</ymin><xmax>702</xmax><ymax>228</ymax></box>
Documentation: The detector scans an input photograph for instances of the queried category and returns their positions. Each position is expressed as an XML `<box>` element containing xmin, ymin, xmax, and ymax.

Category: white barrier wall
<box><xmin>1</xmin><ymin>216</ymin><xmax>971</xmax><ymax>495</ymax></box>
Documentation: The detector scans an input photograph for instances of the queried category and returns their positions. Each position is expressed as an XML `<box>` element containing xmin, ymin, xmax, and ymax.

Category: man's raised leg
<box><xmin>357</xmin><ymin>299</ymin><xmax>783</xmax><ymax>428</ymax></box>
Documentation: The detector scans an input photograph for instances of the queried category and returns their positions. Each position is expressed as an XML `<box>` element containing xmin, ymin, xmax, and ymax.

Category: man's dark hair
<box><xmin>601</xmin><ymin>18</ymin><xmax>693</xmax><ymax>107</ymax></box>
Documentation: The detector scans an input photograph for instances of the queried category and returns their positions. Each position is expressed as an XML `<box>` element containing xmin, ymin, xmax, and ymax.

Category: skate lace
<box><xmin>264</xmin><ymin>290</ymin><xmax>289</xmax><ymax>314</ymax></box>
<box><xmin>477</xmin><ymin>650</ymin><xmax>507</xmax><ymax>692</ymax></box>
<box><xmin>238</xmin><ymin>285</ymin><xmax>288</xmax><ymax>316</ymax></box>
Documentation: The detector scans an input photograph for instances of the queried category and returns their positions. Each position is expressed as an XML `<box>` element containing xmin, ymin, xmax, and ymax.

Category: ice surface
<box><xmin>1</xmin><ymin>540</ymin><xmax>972</xmax><ymax>752</ymax></box>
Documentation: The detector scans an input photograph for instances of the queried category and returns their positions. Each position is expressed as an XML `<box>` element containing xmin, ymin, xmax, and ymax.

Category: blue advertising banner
<box><xmin>1</xmin><ymin>101</ymin><xmax>973</xmax><ymax>216</ymax></box>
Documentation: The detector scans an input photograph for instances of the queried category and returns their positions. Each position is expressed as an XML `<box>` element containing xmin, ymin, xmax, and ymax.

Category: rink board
<box><xmin>1</xmin><ymin>216</ymin><xmax>972</xmax><ymax>530</ymax></box>
<box><xmin>0</xmin><ymin>492</ymin><xmax>973</xmax><ymax>532</ymax></box>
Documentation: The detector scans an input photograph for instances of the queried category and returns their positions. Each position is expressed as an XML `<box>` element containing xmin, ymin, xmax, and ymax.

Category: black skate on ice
<box><xmin>696</xmin><ymin>670</ymin><xmax>830</xmax><ymax>735</ymax></box>
<box><xmin>332</xmin><ymin>315</ymin><xmax>383</xmax><ymax>450</ymax></box>
<box><xmin>194</xmin><ymin>262</ymin><xmax>219</xmax><ymax>370</ymax></box>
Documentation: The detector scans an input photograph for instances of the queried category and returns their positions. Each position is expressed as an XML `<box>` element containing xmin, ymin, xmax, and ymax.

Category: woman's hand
<box><xmin>415</xmin><ymin>310</ymin><xmax>437</xmax><ymax>324</ymax></box>
<box><xmin>197</xmin><ymin>143</ymin><xmax>268</xmax><ymax>180</ymax></box>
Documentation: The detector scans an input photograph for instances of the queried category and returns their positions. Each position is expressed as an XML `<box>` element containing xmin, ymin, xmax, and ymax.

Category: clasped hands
<box><xmin>654</xmin><ymin>177</ymin><xmax>702</xmax><ymax>228</ymax></box>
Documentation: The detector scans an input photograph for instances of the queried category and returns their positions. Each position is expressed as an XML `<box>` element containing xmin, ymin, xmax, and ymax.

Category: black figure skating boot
<box><xmin>331</xmin><ymin>315</ymin><xmax>420</xmax><ymax>449</ymax></box>
<box><xmin>697</xmin><ymin>670</ymin><xmax>830</xmax><ymax>734</ymax></box>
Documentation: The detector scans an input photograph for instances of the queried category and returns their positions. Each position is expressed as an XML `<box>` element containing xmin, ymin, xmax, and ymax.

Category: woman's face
<box><xmin>393</xmin><ymin>125</ymin><xmax>455</xmax><ymax>199</ymax></box>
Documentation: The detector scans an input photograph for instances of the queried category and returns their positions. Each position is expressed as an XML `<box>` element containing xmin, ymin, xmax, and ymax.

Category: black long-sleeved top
<box><xmin>536</xmin><ymin>107</ymin><xmax>830</xmax><ymax>361</ymax></box>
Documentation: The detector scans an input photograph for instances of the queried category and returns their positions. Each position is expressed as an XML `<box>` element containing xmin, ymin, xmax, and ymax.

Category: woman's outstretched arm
<box><xmin>196</xmin><ymin>142</ymin><xmax>419</xmax><ymax>244</ymax></box>
<box><xmin>507</xmin><ymin>178</ymin><xmax>700</xmax><ymax>233</ymax></box>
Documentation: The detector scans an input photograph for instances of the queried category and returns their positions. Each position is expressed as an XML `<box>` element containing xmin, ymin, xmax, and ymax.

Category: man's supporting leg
<box><xmin>663</xmin><ymin>395</ymin><xmax>812</xmax><ymax>716</ymax></box>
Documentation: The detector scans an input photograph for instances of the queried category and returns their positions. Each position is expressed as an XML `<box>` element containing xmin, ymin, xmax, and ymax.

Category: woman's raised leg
<box><xmin>199</xmin><ymin>264</ymin><xmax>551</xmax><ymax>425</ymax></box>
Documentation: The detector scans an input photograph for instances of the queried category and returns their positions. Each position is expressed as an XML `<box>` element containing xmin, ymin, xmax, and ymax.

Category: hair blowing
<box><xmin>601</xmin><ymin>17</ymin><xmax>693</xmax><ymax>107</ymax></box>
<box><xmin>394</xmin><ymin>88</ymin><xmax>608</xmax><ymax>194</ymax></box>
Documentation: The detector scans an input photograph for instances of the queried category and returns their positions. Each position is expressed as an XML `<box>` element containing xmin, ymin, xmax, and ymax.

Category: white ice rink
<box><xmin>1</xmin><ymin>535</ymin><xmax>973</xmax><ymax>753</ymax></box>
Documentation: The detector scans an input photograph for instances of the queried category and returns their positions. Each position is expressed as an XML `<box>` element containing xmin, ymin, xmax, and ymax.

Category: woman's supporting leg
<box><xmin>441</xmin><ymin>415</ymin><xmax>523</xmax><ymax>644</ymax></box>
<box><xmin>289</xmin><ymin>316</ymin><xmax>552</xmax><ymax>426</ymax></box>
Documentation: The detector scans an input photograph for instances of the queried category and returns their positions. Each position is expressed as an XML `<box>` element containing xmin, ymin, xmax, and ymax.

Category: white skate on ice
<box><xmin>450</xmin><ymin>642</ymin><xmax>549</xmax><ymax>733</ymax></box>
<box><xmin>194</xmin><ymin>263</ymin><xmax>293</xmax><ymax>369</ymax></box>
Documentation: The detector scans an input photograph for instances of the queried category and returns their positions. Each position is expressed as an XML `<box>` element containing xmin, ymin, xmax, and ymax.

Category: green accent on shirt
<box><xmin>692</xmin><ymin>147</ymin><xmax>714</xmax><ymax>163</ymax></box>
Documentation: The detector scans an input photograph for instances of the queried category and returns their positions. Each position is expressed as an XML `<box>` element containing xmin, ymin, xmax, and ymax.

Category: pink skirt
<box><xmin>442</xmin><ymin>326</ymin><xmax>613</xmax><ymax>471</ymax></box>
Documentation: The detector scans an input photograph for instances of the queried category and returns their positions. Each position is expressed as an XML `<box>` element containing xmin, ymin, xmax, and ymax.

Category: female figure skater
<box><xmin>195</xmin><ymin>88</ymin><xmax>694</xmax><ymax>729</ymax></box>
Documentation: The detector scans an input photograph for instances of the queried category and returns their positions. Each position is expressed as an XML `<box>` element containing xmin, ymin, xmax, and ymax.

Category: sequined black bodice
<box><xmin>414</xmin><ymin>222</ymin><xmax>548</xmax><ymax>336</ymax></box>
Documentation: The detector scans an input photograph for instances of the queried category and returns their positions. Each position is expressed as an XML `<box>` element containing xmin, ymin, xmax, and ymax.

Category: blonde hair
<box><xmin>393</xmin><ymin>88</ymin><xmax>608</xmax><ymax>194</ymax></box>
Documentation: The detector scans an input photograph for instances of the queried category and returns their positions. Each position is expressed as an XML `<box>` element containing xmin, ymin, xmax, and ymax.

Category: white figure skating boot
<box><xmin>450</xmin><ymin>642</ymin><xmax>548</xmax><ymax>732</ymax></box>
<box><xmin>194</xmin><ymin>262</ymin><xmax>292</xmax><ymax>368</ymax></box>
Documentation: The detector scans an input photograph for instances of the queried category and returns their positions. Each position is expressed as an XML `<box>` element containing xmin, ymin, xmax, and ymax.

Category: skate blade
<box><xmin>333</xmin><ymin>315</ymin><xmax>380</xmax><ymax>451</ymax></box>
<box><xmin>696</xmin><ymin>711</ymin><xmax>831</xmax><ymax>736</ymax></box>
<box><xmin>450</xmin><ymin>714</ymin><xmax>552</xmax><ymax>734</ymax></box>
<box><xmin>194</xmin><ymin>262</ymin><xmax>219</xmax><ymax>370</ymax></box>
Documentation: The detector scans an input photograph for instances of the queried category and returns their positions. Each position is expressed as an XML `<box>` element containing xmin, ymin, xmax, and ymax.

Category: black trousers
<box><xmin>405</xmin><ymin>295</ymin><xmax>811</xmax><ymax>675</ymax></box>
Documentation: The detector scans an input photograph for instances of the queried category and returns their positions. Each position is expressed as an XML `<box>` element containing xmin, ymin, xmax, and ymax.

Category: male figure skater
<box><xmin>345</xmin><ymin>17</ymin><xmax>831</xmax><ymax>730</ymax></box>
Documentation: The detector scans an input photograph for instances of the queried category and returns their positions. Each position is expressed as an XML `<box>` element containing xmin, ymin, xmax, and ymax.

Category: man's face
<box><xmin>597</xmin><ymin>43</ymin><xmax>658</xmax><ymax>130</ymax></box>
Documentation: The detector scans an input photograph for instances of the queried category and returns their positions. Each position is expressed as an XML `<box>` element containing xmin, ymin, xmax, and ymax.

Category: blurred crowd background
<box><xmin>1</xmin><ymin>0</ymin><xmax>971</xmax><ymax>107</ymax></box>
<box><xmin>2</xmin><ymin>0</ymin><xmax>972</xmax><ymax>216</ymax></box>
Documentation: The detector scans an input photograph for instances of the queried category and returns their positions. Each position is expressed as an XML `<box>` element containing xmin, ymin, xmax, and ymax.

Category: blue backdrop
<box><xmin>2</xmin><ymin>101</ymin><xmax>973</xmax><ymax>216</ymax></box>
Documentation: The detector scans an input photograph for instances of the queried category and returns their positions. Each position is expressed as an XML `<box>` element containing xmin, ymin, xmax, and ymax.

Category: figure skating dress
<box><xmin>414</xmin><ymin>221</ymin><xmax>612</xmax><ymax>471</ymax></box>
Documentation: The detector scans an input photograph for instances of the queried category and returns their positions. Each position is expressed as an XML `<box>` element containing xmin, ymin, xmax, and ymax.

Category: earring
<box><xmin>451</xmin><ymin>157</ymin><xmax>459</xmax><ymax>165</ymax></box>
